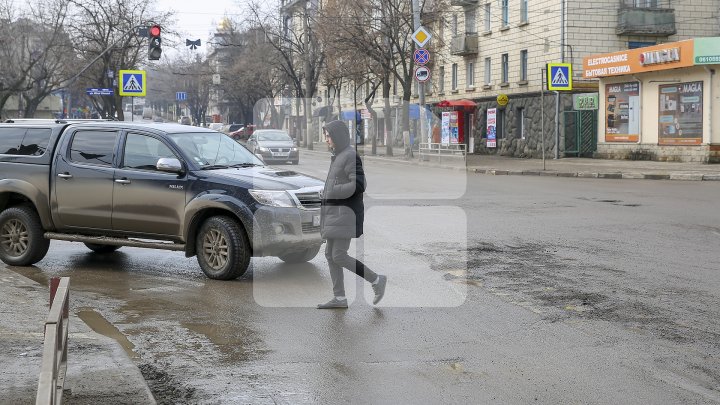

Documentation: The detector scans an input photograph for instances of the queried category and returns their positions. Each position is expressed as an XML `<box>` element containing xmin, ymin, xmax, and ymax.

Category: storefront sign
<box><xmin>573</xmin><ymin>93</ymin><xmax>599</xmax><ymax>110</ymax></box>
<box><xmin>486</xmin><ymin>108</ymin><xmax>497</xmax><ymax>148</ymax></box>
<box><xmin>658</xmin><ymin>81</ymin><xmax>703</xmax><ymax>145</ymax></box>
<box><xmin>583</xmin><ymin>40</ymin><xmax>695</xmax><ymax>78</ymax></box>
<box><xmin>605</xmin><ymin>82</ymin><xmax>640</xmax><ymax>143</ymax></box>
<box><xmin>694</xmin><ymin>37</ymin><xmax>720</xmax><ymax>64</ymax></box>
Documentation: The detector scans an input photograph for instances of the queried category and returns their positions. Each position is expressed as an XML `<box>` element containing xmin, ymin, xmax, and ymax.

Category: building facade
<box><xmin>424</xmin><ymin>0</ymin><xmax>720</xmax><ymax>158</ymax></box>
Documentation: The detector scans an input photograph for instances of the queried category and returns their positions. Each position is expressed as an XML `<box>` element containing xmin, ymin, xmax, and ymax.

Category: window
<box><xmin>501</xmin><ymin>0</ymin><xmax>509</xmax><ymax>27</ymax></box>
<box><xmin>501</xmin><ymin>53</ymin><xmax>509</xmax><ymax>83</ymax></box>
<box><xmin>452</xmin><ymin>14</ymin><xmax>458</xmax><ymax>36</ymax></box>
<box><xmin>0</xmin><ymin>128</ymin><xmax>51</xmax><ymax>156</ymax></box>
<box><xmin>520</xmin><ymin>0</ymin><xmax>528</xmax><ymax>23</ymax></box>
<box><xmin>451</xmin><ymin>63</ymin><xmax>458</xmax><ymax>90</ymax></box>
<box><xmin>69</xmin><ymin>131</ymin><xmax>117</xmax><ymax>166</ymax></box>
<box><xmin>484</xmin><ymin>57</ymin><xmax>491</xmax><ymax>85</ymax></box>
<box><xmin>497</xmin><ymin>109</ymin><xmax>505</xmax><ymax>140</ymax></box>
<box><xmin>439</xmin><ymin>17</ymin><xmax>445</xmax><ymax>40</ymax></box>
<box><xmin>628</xmin><ymin>0</ymin><xmax>658</xmax><ymax>7</ymax></box>
<box><xmin>465</xmin><ymin>7</ymin><xmax>476</xmax><ymax>34</ymax></box>
<box><xmin>122</xmin><ymin>133</ymin><xmax>177</xmax><ymax>171</ymax></box>
<box><xmin>439</xmin><ymin>66</ymin><xmax>445</xmax><ymax>93</ymax></box>
<box><xmin>520</xmin><ymin>50</ymin><xmax>528</xmax><ymax>81</ymax></box>
<box><xmin>484</xmin><ymin>3</ymin><xmax>491</xmax><ymax>32</ymax></box>
<box><xmin>466</xmin><ymin>62</ymin><xmax>474</xmax><ymax>88</ymax></box>
<box><xmin>517</xmin><ymin>107</ymin><xmax>526</xmax><ymax>139</ymax></box>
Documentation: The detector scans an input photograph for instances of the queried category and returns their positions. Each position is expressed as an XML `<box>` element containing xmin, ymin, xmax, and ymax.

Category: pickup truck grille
<box><xmin>294</xmin><ymin>191</ymin><xmax>321</xmax><ymax>209</ymax></box>
<box><xmin>301</xmin><ymin>223</ymin><xmax>321</xmax><ymax>233</ymax></box>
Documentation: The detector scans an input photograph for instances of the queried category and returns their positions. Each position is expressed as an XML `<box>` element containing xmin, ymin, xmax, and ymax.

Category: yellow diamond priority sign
<box><xmin>412</xmin><ymin>26</ymin><xmax>431</xmax><ymax>48</ymax></box>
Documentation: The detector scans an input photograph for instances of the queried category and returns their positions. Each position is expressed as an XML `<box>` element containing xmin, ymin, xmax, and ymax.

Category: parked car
<box><xmin>208</xmin><ymin>123</ymin><xmax>224</xmax><ymax>131</ymax></box>
<box><xmin>246</xmin><ymin>129</ymin><xmax>299</xmax><ymax>165</ymax></box>
<box><xmin>222</xmin><ymin>123</ymin><xmax>243</xmax><ymax>134</ymax></box>
<box><xmin>229</xmin><ymin>124</ymin><xmax>256</xmax><ymax>141</ymax></box>
<box><xmin>0</xmin><ymin>120</ymin><xmax>323</xmax><ymax>280</ymax></box>
<box><xmin>179</xmin><ymin>116</ymin><xmax>191</xmax><ymax>125</ymax></box>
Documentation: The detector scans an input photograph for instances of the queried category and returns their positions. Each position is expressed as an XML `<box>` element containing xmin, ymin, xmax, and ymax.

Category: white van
<box><xmin>142</xmin><ymin>108</ymin><xmax>153</xmax><ymax>120</ymax></box>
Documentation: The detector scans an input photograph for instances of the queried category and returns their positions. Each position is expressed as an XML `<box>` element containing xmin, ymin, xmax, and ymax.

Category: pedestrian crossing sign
<box><xmin>118</xmin><ymin>70</ymin><xmax>146</xmax><ymax>97</ymax></box>
<box><xmin>547</xmin><ymin>63</ymin><xmax>572</xmax><ymax>91</ymax></box>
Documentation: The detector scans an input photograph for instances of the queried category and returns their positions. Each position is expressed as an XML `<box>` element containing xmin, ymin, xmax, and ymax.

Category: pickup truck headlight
<box><xmin>258</xmin><ymin>146</ymin><xmax>269</xmax><ymax>153</ymax></box>
<box><xmin>249</xmin><ymin>190</ymin><xmax>296</xmax><ymax>208</ymax></box>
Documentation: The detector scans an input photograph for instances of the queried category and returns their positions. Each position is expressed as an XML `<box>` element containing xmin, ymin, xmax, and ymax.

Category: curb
<box><xmin>298</xmin><ymin>147</ymin><xmax>720</xmax><ymax>181</ymax></box>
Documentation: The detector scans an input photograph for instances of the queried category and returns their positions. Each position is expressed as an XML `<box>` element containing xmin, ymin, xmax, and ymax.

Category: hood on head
<box><xmin>323</xmin><ymin>120</ymin><xmax>351</xmax><ymax>150</ymax></box>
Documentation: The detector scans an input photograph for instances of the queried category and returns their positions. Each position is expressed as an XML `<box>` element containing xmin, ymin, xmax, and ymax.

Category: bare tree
<box><xmin>0</xmin><ymin>0</ymin><xmax>71</xmax><ymax>119</ymax></box>
<box><xmin>317</xmin><ymin>0</ymin><xmax>444</xmax><ymax>156</ymax></box>
<box><xmin>247</xmin><ymin>0</ymin><xmax>325</xmax><ymax>145</ymax></box>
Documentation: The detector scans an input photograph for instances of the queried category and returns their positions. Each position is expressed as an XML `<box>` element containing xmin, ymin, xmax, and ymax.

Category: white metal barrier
<box><xmin>419</xmin><ymin>143</ymin><xmax>467</xmax><ymax>157</ymax></box>
<box><xmin>36</xmin><ymin>277</ymin><xmax>70</xmax><ymax>405</ymax></box>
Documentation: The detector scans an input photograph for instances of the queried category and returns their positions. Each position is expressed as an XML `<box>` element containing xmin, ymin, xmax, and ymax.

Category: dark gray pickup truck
<box><xmin>0</xmin><ymin>120</ymin><xmax>324</xmax><ymax>280</ymax></box>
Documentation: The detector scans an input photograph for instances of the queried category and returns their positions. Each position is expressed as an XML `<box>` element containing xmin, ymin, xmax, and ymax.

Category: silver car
<box><xmin>246</xmin><ymin>129</ymin><xmax>299</xmax><ymax>165</ymax></box>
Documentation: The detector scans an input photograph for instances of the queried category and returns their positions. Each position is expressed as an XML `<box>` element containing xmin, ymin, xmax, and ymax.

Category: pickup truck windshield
<box><xmin>167</xmin><ymin>132</ymin><xmax>264</xmax><ymax>168</ymax></box>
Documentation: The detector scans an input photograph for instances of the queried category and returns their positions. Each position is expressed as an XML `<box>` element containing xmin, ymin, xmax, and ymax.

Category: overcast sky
<box><xmin>154</xmin><ymin>0</ymin><xmax>247</xmax><ymax>57</ymax></box>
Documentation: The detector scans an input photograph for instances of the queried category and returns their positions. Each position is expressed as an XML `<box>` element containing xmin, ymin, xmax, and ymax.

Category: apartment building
<box><xmin>428</xmin><ymin>0</ymin><xmax>720</xmax><ymax>157</ymax></box>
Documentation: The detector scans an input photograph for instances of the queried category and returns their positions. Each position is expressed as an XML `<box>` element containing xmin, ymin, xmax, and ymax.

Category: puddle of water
<box><xmin>77</xmin><ymin>307</ymin><xmax>139</xmax><ymax>360</ymax></box>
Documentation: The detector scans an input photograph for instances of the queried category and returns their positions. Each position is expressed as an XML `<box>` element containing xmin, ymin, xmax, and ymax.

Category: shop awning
<box><xmin>435</xmin><ymin>99</ymin><xmax>477</xmax><ymax>110</ymax></box>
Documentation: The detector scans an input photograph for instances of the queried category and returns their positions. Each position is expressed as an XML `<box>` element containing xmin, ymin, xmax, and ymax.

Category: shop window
<box><xmin>497</xmin><ymin>109</ymin><xmax>505</xmax><ymax>140</ymax></box>
<box><xmin>516</xmin><ymin>107</ymin><xmax>526</xmax><ymax>139</ymax></box>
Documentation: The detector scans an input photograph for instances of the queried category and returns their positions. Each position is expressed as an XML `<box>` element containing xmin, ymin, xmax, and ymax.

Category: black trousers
<box><xmin>324</xmin><ymin>238</ymin><xmax>377</xmax><ymax>297</ymax></box>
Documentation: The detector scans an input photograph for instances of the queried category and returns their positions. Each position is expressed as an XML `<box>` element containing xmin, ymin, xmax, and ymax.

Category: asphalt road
<box><xmin>9</xmin><ymin>153</ymin><xmax>720</xmax><ymax>404</ymax></box>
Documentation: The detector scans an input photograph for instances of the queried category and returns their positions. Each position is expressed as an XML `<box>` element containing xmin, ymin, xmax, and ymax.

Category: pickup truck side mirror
<box><xmin>156</xmin><ymin>158</ymin><xmax>184</xmax><ymax>174</ymax></box>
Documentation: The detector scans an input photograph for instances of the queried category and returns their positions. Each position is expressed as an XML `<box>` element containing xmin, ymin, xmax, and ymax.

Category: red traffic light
<box><xmin>149</xmin><ymin>25</ymin><xmax>161</xmax><ymax>37</ymax></box>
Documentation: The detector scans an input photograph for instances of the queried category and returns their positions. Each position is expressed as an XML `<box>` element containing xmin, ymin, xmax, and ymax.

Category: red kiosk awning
<box><xmin>436</xmin><ymin>99</ymin><xmax>477</xmax><ymax>110</ymax></box>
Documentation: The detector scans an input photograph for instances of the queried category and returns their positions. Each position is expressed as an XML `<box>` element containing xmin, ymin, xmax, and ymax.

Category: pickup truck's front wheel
<box><xmin>0</xmin><ymin>205</ymin><xmax>50</xmax><ymax>266</ymax></box>
<box><xmin>196</xmin><ymin>216</ymin><xmax>250</xmax><ymax>280</ymax></box>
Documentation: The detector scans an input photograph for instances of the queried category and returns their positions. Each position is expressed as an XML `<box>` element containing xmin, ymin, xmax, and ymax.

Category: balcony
<box><xmin>617</xmin><ymin>6</ymin><xmax>676</xmax><ymax>36</ymax></box>
<box><xmin>451</xmin><ymin>34</ymin><xmax>479</xmax><ymax>56</ymax></box>
<box><xmin>450</xmin><ymin>0</ymin><xmax>478</xmax><ymax>6</ymax></box>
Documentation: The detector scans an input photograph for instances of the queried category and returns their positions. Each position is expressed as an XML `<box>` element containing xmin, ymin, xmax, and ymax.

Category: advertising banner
<box><xmin>450</xmin><ymin>112</ymin><xmax>459</xmax><ymax>144</ymax></box>
<box><xmin>487</xmin><ymin>108</ymin><xmax>497</xmax><ymax>148</ymax></box>
<box><xmin>441</xmin><ymin>112</ymin><xmax>451</xmax><ymax>145</ymax></box>
<box><xmin>658</xmin><ymin>81</ymin><xmax>703</xmax><ymax>145</ymax></box>
<box><xmin>605</xmin><ymin>82</ymin><xmax>640</xmax><ymax>142</ymax></box>
<box><xmin>583</xmin><ymin>40</ymin><xmax>695</xmax><ymax>79</ymax></box>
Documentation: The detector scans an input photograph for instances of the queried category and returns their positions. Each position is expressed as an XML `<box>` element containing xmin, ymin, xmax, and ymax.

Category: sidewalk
<box><xmin>0</xmin><ymin>267</ymin><xmax>155</xmax><ymax>404</ymax></box>
<box><xmin>306</xmin><ymin>142</ymin><xmax>720</xmax><ymax>181</ymax></box>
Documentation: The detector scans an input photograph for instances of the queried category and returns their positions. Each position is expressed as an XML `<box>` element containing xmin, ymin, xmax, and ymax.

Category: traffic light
<box><xmin>148</xmin><ymin>25</ymin><xmax>162</xmax><ymax>60</ymax></box>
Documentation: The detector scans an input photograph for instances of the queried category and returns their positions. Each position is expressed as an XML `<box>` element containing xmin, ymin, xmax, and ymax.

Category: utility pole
<box><xmin>303</xmin><ymin>0</ymin><xmax>314</xmax><ymax>150</ymax></box>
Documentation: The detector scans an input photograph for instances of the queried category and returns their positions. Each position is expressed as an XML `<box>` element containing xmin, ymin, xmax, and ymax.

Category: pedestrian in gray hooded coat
<box><xmin>317</xmin><ymin>120</ymin><xmax>387</xmax><ymax>309</ymax></box>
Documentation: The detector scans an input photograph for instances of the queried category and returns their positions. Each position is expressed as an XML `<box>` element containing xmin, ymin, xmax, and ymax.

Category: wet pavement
<box><xmin>2</xmin><ymin>151</ymin><xmax>719</xmax><ymax>403</ymax></box>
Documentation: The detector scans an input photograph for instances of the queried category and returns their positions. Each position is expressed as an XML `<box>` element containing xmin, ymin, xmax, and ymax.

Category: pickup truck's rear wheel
<box><xmin>278</xmin><ymin>245</ymin><xmax>321</xmax><ymax>263</ymax></box>
<box><xmin>84</xmin><ymin>243</ymin><xmax>121</xmax><ymax>253</ymax></box>
<box><xmin>0</xmin><ymin>204</ymin><xmax>50</xmax><ymax>266</ymax></box>
<box><xmin>196</xmin><ymin>216</ymin><xmax>250</xmax><ymax>280</ymax></box>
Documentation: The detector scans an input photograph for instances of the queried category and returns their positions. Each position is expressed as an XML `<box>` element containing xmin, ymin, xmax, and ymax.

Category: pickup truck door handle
<box><xmin>57</xmin><ymin>173</ymin><xmax>73</xmax><ymax>179</ymax></box>
<box><xmin>115</xmin><ymin>178</ymin><xmax>131</xmax><ymax>184</ymax></box>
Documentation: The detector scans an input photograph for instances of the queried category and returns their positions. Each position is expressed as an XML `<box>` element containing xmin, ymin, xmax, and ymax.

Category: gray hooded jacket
<box><xmin>320</xmin><ymin>120</ymin><xmax>366</xmax><ymax>239</ymax></box>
